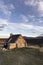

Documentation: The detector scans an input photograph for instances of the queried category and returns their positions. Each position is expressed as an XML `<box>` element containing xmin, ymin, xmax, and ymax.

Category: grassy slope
<box><xmin>0</xmin><ymin>48</ymin><xmax>43</xmax><ymax>65</ymax></box>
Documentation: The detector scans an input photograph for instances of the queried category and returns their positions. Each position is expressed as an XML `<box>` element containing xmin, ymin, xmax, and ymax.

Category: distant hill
<box><xmin>24</xmin><ymin>36</ymin><xmax>43</xmax><ymax>46</ymax></box>
<box><xmin>0</xmin><ymin>34</ymin><xmax>43</xmax><ymax>47</ymax></box>
<box><xmin>36</xmin><ymin>34</ymin><xmax>43</xmax><ymax>39</ymax></box>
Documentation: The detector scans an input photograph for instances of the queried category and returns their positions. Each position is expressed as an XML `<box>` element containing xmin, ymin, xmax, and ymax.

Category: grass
<box><xmin>0</xmin><ymin>47</ymin><xmax>43</xmax><ymax>65</ymax></box>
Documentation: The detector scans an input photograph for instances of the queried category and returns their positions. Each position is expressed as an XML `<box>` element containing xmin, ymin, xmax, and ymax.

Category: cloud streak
<box><xmin>0</xmin><ymin>18</ymin><xmax>43</xmax><ymax>37</ymax></box>
<box><xmin>24</xmin><ymin>0</ymin><xmax>38</xmax><ymax>6</ymax></box>
<box><xmin>0</xmin><ymin>0</ymin><xmax>15</xmax><ymax>16</ymax></box>
<box><xmin>20</xmin><ymin>15</ymin><xmax>29</xmax><ymax>22</ymax></box>
<box><xmin>0</xmin><ymin>19</ymin><xmax>8</xmax><ymax>31</ymax></box>
<box><xmin>38</xmin><ymin>1</ymin><xmax>43</xmax><ymax>16</ymax></box>
<box><xmin>2</xmin><ymin>21</ymin><xmax>43</xmax><ymax>33</ymax></box>
<box><xmin>20</xmin><ymin>23</ymin><xmax>43</xmax><ymax>32</ymax></box>
<box><xmin>24</xmin><ymin>0</ymin><xmax>43</xmax><ymax>16</ymax></box>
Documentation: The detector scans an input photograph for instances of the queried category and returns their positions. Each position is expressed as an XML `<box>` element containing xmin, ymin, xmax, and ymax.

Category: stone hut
<box><xmin>3</xmin><ymin>34</ymin><xmax>27</xmax><ymax>49</ymax></box>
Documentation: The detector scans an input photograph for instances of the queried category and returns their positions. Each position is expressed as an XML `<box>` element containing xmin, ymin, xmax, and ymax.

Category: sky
<box><xmin>0</xmin><ymin>0</ymin><xmax>43</xmax><ymax>38</ymax></box>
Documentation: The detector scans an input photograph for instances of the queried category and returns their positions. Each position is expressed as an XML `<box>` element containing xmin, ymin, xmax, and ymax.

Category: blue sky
<box><xmin>0</xmin><ymin>0</ymin><xmax>43</xmax><ymax>38</ymax></box>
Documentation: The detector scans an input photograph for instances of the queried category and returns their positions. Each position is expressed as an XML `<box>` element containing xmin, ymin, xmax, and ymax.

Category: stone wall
<box><xmin>16</xmin><ymin>35</ymin><xmax>27</xmax><ymax>48</ymax></box>
<box><xmin>9</xmin><ymin>43</ymin><xmax>16</xmax><ymax>49</ymax></box>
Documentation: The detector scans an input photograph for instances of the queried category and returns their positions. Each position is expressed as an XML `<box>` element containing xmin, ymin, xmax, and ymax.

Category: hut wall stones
<box><xmin>15</xmin><ymin>35</ymin><xmax>27</xmax><ymax>48</ymax></box>
<box><xmin>9</xmin><ymin>43</ymin><xmax>16</xmax><ymax>49</ymax></box>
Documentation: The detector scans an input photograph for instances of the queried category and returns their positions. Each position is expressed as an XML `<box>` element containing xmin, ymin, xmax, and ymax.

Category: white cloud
<box><xmin>7</xmin><ymin>23</ymin><xmax>18</xmax><ymax>30</ymax></box>
<box><xmin>0</xmin><ymin>19</ymin><xmax>8</xmax><ymax>25</ymax></box>
<box><xmin>0</xmin><ymin>19</ymin><xmax>8</xmax><ymax>31</ymax></box>
<box><xmin>20</xmin><ymin>23</ymin><xmax>43</xmax><ymax>32</ymax></box>
<box><xmin>28</xmin><ymin>15</ymin><xmax>35</xmax><ymax>21</ymax></box>
<box><xmin>23</xmin><ymin>33</ymin><xmax>38</xmax><ymax>37</ymax></box>
<box><xmin>39</xmin><ymin>20</ymin><xmax>43</xmax><ymax>23</ymax></box>
<box><xmin>0</xmin><ymin>19</ymin><xmax>17</xmax><ymax>32</ymax></box>
<box><xmin>20</xmin><ymin>14</ymin><xmax>35</xmax><ymax>23</ymax></box>
<box><xmin>38</xmin><ymin>1</ymin><xmax>43</xmax><ymax>11</ymax></box>
<box><xmin>20</xmin><ymin>15</ymin><xmax>29</xmax><ymax>22</ymax></box>
<box><xmin>38</xmin><ymin>1</ymin><xmax>43</xmax><ymax>16</ymax></box>
<box><xmin>0</xmin><ymin>1</ymin><xmax>15</xmax><ymax>16</ymax></box>
<box><xmin>0</xmin><ymin>18</ymin><xmax>43</xmax><ymax>33</ymax></box>
<box><xmin>3</xmin><ymin>21</ymin><xmax>43</xmax><ymax>33</ymax></box>
<box><xmin>10</xmin><ymin>4</ymin><xmax>15</xmax><ymax>9</ymax></box>
<box><xmin>28</xmin><ymin>15</ymin><xmax>35</xmax><ymax>18</ymax></box>
<box><xmin>24</xmin><ymin>0</ymin><xmax>43</xmax><ymax>16</ymax></box>
<box><xmin>20</xmin><ymin>14</ymin><xmax>36</xmax><ymax>23</ymax></box>
<box><xmin>20</xmin><ymin>23</ymin><xmax>33</xmax><ymax>29</ymax></box>
<box><xmin>8</xmin><ymin>23</ymin><xmax>43</xmax><ymax>37</ymax></box>
<box><xmin>6</xmin><ymin>22</ymin><xmax>43</xmax><ymax>33</ymax></box>
<box><xmin>24</xmin><ymin>0</ymin><xmax>38</xmax><ymax>6</ymax></box>
<box><xmin>0</xmin><ymin>19</ymin><xmax>43</xmax><ymax>37</ymax></box>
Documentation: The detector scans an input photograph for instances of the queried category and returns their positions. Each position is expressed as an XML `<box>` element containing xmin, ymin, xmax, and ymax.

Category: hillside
<box><xmin>24</xmin><ymin>36</ymin><xmax>43</xmax><ymax>46</ymax></box>
<box><xmin>0</xmin><ymin>48</ymin><xmax>43</xmax><ymax>65</ymax></box>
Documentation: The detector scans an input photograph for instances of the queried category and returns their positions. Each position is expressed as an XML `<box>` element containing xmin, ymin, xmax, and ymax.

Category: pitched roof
<box><xmin>6</xmin><ymin>34</ymin><xmax>21</xmax><ymax>43</ymax></box>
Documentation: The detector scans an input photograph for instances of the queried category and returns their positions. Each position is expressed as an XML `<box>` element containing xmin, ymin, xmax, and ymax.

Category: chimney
<box><xmin>10</xmin><ymin>33</ymin><xmax>13</xmax><ymax>37</ymax></box>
